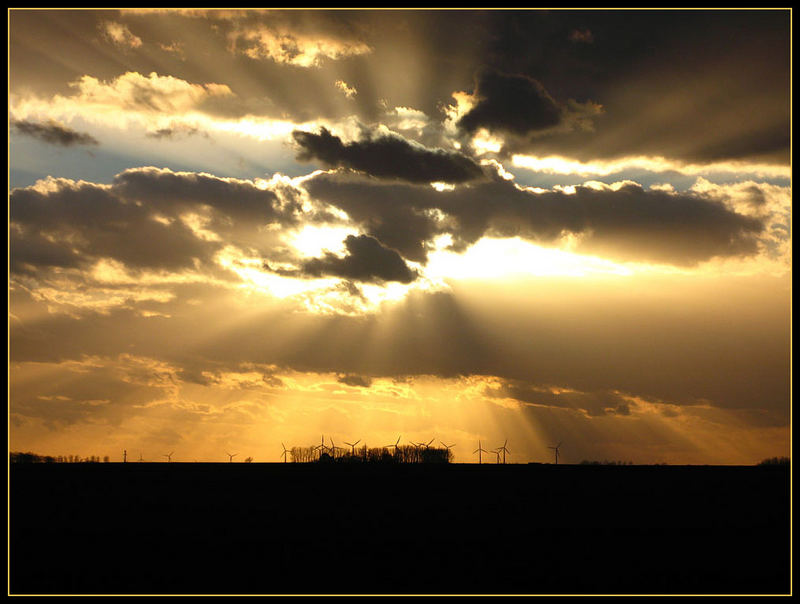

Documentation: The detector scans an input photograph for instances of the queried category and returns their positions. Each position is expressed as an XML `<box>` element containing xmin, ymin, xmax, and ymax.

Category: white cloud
<box><xmin>100</xmin><ymin>21</ymin><xmax>142</xmax><ymax>50</ymax></box>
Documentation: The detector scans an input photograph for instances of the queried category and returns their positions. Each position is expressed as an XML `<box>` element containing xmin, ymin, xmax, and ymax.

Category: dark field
<box><xmin>9</xmin><ymin>462</ymin><xmax>790</xmax><ymax>595</ymax></box>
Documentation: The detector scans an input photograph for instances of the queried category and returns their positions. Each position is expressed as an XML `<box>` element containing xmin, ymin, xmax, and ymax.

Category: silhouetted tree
<box><xmin>757</xmin><ymin>456</ymin><xmax>789</xmax><ymax>466</ymax></box>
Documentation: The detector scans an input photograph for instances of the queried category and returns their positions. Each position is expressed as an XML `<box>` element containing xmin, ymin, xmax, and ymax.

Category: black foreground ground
<box><xmin>10</xmin><ymin>462</ymin><xmax>790</xmax><ymax>595</ymax></box>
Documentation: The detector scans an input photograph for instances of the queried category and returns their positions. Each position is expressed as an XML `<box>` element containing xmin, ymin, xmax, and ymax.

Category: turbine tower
<box><xmin>473</xmin><ymin>440</ymin><xmax>489</xmax><ymax>464</ymax></box>
<box><xmin>226</xmin><ymin>451</ymin><xmax>238</xmax><ymax>463</ymax></box>
<box><xmin>281</xmin><ymin>443</ymin><xmax>290</xmax><ymax>463</ymax></box>
<box><xmin>548</xmin><ymin>442</ymin><xmax>563</xmax><ymax>465</ymax></box>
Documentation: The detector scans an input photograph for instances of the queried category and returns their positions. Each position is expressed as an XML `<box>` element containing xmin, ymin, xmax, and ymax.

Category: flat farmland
<box><xmin>9</xmin><ymin>463</ymin><xmax>790</xmax><ymax>595</ymax></box>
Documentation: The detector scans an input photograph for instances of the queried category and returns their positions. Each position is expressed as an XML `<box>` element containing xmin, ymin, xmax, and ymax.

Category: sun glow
<box><xmin>426</xmin><ymin>236</ymin><xmax>635</xmax><ymax>280</ymax></box>
<box><xmin>286</xmin><ymin>224</ymin><xmax>360</xmax><ymax>258</ymax></box>
<box><xmin>215</xmin><ymin>246</ymin><xmax>339</xmax><ymax>299</ymax></box>
<box><xmin>512</xmin><ymin>153</ymin><xmax>791</xmax><ymax>179</ymax></box>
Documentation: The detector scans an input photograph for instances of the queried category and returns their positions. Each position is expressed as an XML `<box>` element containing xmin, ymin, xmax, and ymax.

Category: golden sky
<box><xmin>9</xmin><ymin>9</ymin><xmax>791</xmax><ymax>464</ymax></box>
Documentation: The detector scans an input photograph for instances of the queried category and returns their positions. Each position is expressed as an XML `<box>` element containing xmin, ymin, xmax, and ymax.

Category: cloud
<box><xmin>337</xmin><ymin>374</ymin><xmax>373</xmax><ymax>388</ymax></box>
<box><xmin>9</xmin><ymin>273</ymin><xmax>789</xmax><ymax>425</ymax></box>
<box><xmin>484</xmin><ymin>379</ymin><xmax>635</xmax><ymax>417</ymax></box>
<box><xmin>335</xmin><ymin>80</ymin><xmax>357</xmax><ymax>99</ymax></box>
<box><xmin>569</xmin><ymin>28</ymin><xmax>594</xmax><ymax>44</ymax></box>
<box><xmin>65</xmin><ymin>71</ymin><xmax>234</xmax><ymax>114</ymax></box>
<box><xmin>11</xmin><ymin>119</ymin><xmax>99</xmax><ymax>147</ymax></box>
<box><xmin>457</xmin><ymin>70</ymin><xmax>565</xmax><ymax>137</ymax></box>
<box><xmin>269</xmin><ymin>234</ymin><xmax>418</xmax><ymax>284</ymax></box>
<box><xmin>292</xmin><ymin>127</ymin><xmax>486</xmax><ymax>184</ymax></box>
<box><xmin>10</xmin><ymin>354</ymin><xmax>177</xmax><ymax>429</ymax></box>
<box><xmin>10</xmin><ymin>168</ymin><xmax>300</xmax><ymax>276</ymax></box>
<box><xmin>303</xmin><ymin>171</ymin><xmax>765</xmax><ymax>267</ymax></box>
<box><xmin>145</xmin><ymin>124</ymin><xmax>207</xmax><ymax>139</ymax></box>
<box><xmin>100</xmin><ymin>21</ymin><xmax>142</xmax><ymax>50</ymax></box>
<box><xmin>223</xmin><ymin>12</ymin><xmax>372</xmax><ymax>67</ymax></box>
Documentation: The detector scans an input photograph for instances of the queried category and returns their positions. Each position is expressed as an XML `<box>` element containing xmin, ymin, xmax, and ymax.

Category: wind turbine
<box><xmin>473</xmin><ymin>440</ymin><xmax>489</xmax><ymax>464</ymax></box>
<box><xmin>344</xmin><ymin>439</ymin><xmax>361</xmax><ymax>455</ymax></box>
<box><xmin>281</xmin><ymin>443</ymin><xmax>290</xmax><ymax>463</ymax></box>
<box><xmin>226</xmin><ymin>451</ymin><xmax>237</xmax><ymax>463</ymax></box>
<box><xmin>496</xmin><ymin>440</ymin><xmax>511</xmax><ymax>464</ymax></box>
<box><xmin>329</xmin><ymin>438</ymin><xmax>344</xmax><ymax>459</ymax></box>
<box><xmin>313</xmin><ymin>435</ymin><xmax>329</xmax><ymax>458</ymax></box>
<box><xmin>548</xmin><ymin>442</ymin><xmax>563</xmax><ymax>465</ymax></box>
<box><xmin>163</xmin><ymin>452</ymin><xmax>173</xmax><ymax>463</ymax></box>
<box><xmin>440</xmin><ymin>441</ymin><xmax>456</xmax><ymax>461</ymax></box>
<box><xmin>138</xmin><ymin>452</ymin><xmax>144</xmax><ymax>462</ymax></box>
<box><xmin>385</xmin><ymin>436</ymin><xmax>401</xmax><ymax>456</ymax></box>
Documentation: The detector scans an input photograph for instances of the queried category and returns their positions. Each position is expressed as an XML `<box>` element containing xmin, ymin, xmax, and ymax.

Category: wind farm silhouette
<box><xmin>265</xmin><ymin>434</ymin><xmax>504</xmax><ymax>465</ymax></box>
<box><xmin>117</xmin><ymin>436</ymin><xmax>580</xmax><ymax>466</ymax></box>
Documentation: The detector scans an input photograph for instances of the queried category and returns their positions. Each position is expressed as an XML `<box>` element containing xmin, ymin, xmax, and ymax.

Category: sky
<box><xmin>8</xmin><ymin>9</ymin><xmax>791</xmax><ymax>464</ymax></box>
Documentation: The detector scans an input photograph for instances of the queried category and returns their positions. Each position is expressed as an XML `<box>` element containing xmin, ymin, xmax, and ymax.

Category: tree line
<box><xmin>10</xmin><ymin>451</ymin><xmax>110</xmax><ymax>464</ymax></box>
<box><xmin>289</xmin><ymin>444</ymin><xmax>452</xmax><ymax>464</ymax></box>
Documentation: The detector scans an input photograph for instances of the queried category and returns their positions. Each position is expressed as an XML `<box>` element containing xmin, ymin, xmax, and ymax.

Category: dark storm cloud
<box><xmin>477</xmin><ymin>10</ymin><xmax>789</xmax><ymax>164</ymax></box>
<box><xmin>303</xmin><ymin>172</ymin><xmax>764</xmax><ymax>267</ymax></box>
<box><xmin>292</xmin><ymin>127</ymin><xmax>486</xmax><ymax>184</ymax></box>
<box><xmin>11</xmin><ymin>119</ymin><xmax>99</xmax><ymax>146</ymax></box>
<box><xmin>269</xmin><ymin>234</ymin><xmax>418</xmax><ymax>284</ymax></box>
<box><xmin>457</xmin><ymin>70</ymin><xmax>564</xmax><ymax>137</ymax></box>
<box><xmin>10</xmin><ymin>168</ymin><xmax>299</xmax><ymax>276</ymax></box>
